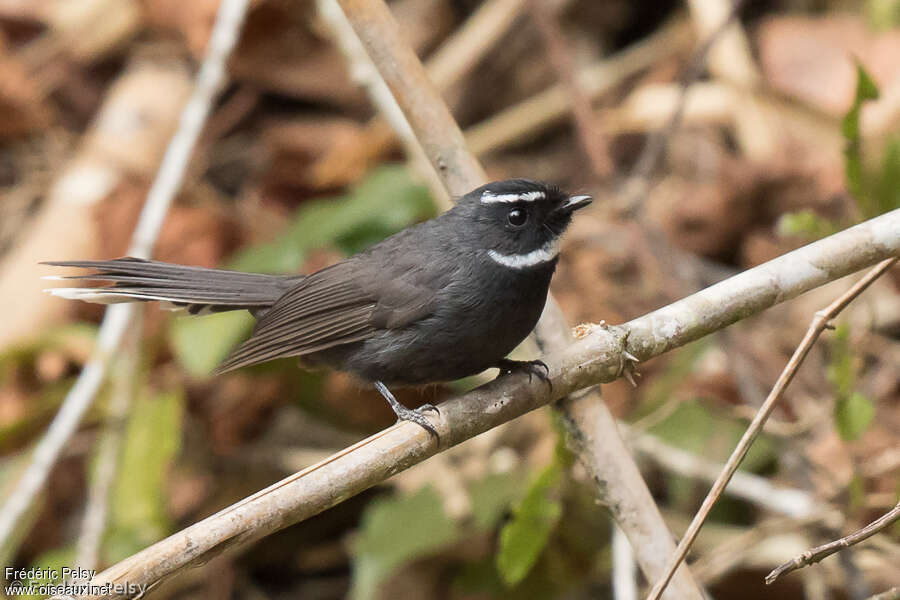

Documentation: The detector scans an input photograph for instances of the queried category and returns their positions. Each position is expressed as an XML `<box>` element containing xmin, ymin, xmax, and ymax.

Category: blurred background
<box><xmin>0</xmin><ymin>0</ymin><xmax>898</xmax><ymax>598</ymax></box>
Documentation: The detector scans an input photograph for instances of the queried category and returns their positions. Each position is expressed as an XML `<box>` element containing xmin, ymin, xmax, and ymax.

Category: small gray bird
<box><xmin>44</xmin><ymin>180</ymin><xmax>591</xmax><ymax>437</ymax></box>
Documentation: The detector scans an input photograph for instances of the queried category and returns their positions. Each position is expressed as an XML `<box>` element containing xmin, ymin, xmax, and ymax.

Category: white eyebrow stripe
<box><xmin>487</xmin><ymin>238</ymin><xmax>560</xmax><ymax>269</ymax></box>
<box><xmin>480</xmin><ymin>190</ymin><xmax>545</xmax><ymax>204</ymax></box>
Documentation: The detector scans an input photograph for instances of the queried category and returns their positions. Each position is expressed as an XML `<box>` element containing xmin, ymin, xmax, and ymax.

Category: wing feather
<box><xmin>215</xmin><ymin>262</ymin><xmax>378</xmax><ymax>373</ymax></box>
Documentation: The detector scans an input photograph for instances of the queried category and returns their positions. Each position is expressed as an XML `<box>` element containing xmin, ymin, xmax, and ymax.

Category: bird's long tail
<box><xmin>43</xmin><ymin>257</ymin><xmax>297</xmax><ymax>315</ymax></box>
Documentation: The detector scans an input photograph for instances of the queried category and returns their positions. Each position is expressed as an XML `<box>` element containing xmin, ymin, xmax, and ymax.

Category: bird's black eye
<box><xmin>507</xmin><ymin>208</ymin><xmax>528</xmax><ymax>227</ymax></box>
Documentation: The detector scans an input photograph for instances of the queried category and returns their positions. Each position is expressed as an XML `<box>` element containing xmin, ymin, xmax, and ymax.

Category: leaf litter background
<box><xmin>0</xmin><ymin>0</ymin><xmax>899</xmax><ymax>599</ymax></box>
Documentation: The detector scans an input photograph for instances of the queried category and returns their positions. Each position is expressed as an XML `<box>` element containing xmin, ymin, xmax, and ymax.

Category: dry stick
<box><xmin>766</xmin><ymin>501</ymin><xmax>900</xmax><ymax>585</ymax></box>
<box><xmin>868</xmin><ymin>587</ymin><xmax>900</xmax><ymax>600</ymax></box>
<box><xmin>426</xmin><ymin>0</ymin><xmax>528</xmax><ymax>90</ymax></box>
<box><xmin>336</xmin><ymin>0</ymin><xmax>487</xmax><ymax>195</ymax></box>
<box><xmin>75</xmin><ymin>317</ymin><xmax>141</xmax><ymax>571</ymax></box>
<box><xmin>528</xmin><ymin>0</ymin><xmax>613</xmax><ymax>178</ymax></box>
<box><xmin>620</xmin><ymin>0</ymin><xmax>744</xmax><ymax>214</ymax></box>
<box><xmin>613</xmin><ymin>524</ymin><xmax>639</xmax><ymax>600</ymax></box>
<box><xmin>465</xmin><ymin>19</ymin><xmax>694</xmax><ymax>156</ymax></box>
<box><xmin>0</xmin><ymin>0</ymin><xmax>250</xmax><ymax>553</ymax></box>
<box><xmin>78</xmin><ymin>210</ymin><xmax>900</xmax><ymax>599</ymax></box>
<box><xmin>332</xmin><ymin>1</ymin><xmax>702</xmax><ymax>597</ymax></box>
<box><xmin>627</xmin><ymin>428</ymin><xmax>821</xmax><ymax>519</ymax></box>
<box><xmin>316</xmin><ymin>0</ymin><xmax>450</xmax><ymax>207</ymax></box>
<box><xmin>645</xmin><ymin>256</ymin><xmax>900</xmax><ymax>600</ymax></box>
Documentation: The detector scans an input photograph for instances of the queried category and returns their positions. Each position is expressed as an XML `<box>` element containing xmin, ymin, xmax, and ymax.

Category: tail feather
<box><xmin>42</xmin><ymin>257</ymin><xmax>296</xmax><ymax>315</ymax></box>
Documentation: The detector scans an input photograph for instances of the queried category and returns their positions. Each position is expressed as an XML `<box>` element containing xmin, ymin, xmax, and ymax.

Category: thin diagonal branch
<box><xmin>529</xmin><ymin>0</ymin><xmax>613</xmax><ymax>178</ymax></box>
<box><xmin>620</xmin><ymin>0</ymin><xmax>744</xmax><ymax>215</ymax></box>
<box><xmin>75</xmin><ymin>316</ymin><xmax>141</xmax><ymax>571</ymax></box>
<box><xmin>645</xmin><ymin>256</ymin><xmax>899</xmax><ymax>600</ymax></box>
<box><xmin>766</xmin><ymin>501</ymin><xmax>900</xmax><ymax>585</ymax></box>
<box><xmin>335</xmin><ymin>0</ymin><xmax>487</xmax><ymax>196</ymax></box>
<box><xmin>0</xmin><ymin>0</ymin><xmax>250</xmax><ymax>553</ymax></box>
<box><xmin>78</xmin><ymin>209</ymin><xmax>900</xmax><ymax>599</ymax></box>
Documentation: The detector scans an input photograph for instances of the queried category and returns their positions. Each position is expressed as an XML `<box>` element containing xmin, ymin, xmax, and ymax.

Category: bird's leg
<box><xmin>493</xmin><ymin>358</ymin><xmax>552</xmax><ymax>391</ymax></box>
<box><xmin>374</xmin><ymin>381</ymin><xmax>439</xmax><ymax>439</ymax></box>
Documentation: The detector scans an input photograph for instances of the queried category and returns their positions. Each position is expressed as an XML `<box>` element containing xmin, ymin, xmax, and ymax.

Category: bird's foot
<box><xmin>374</xmin><ymin>381</ymin><xmax>439</xmax><ymax>439</ymax></box>
<box><xmin>494</xmin><ymin>358</ymin><xmax>552</xmax><ymax>391</ymax></box>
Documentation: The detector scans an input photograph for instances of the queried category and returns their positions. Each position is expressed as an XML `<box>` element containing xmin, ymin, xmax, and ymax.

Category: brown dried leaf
<box><xmin>0</xmin><ymin>33</ymin><xmax>52</xmax><ymax>138</ymax></box>
<box><xmin>759</xmin><ymin>15</ymin><xmax>900</xmax><ymax>117</ymax></box>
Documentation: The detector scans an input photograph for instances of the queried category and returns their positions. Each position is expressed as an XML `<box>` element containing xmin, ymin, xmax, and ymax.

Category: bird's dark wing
<box><xmin>215</xmin><ymin>222</ymin><xmax>458</xmax><ymax>374</ymax></box>
<box><xmin>363</xmin><ymin>224</ymin><xmax>459</xmax><ymax>330</ymax></box>
<box><xmin>215</xmin><ymin>260</ymin><xmax>378</xmax><ymax>373</ymax></box>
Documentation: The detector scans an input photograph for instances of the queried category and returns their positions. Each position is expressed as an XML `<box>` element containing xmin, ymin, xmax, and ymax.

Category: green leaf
<box><xmin>871</xmin><ymin>138</ymin><xmax>900</xmax><ymax>215</ymax></box>
<box><xmin>777</xmin><ymin>209</ymin><xmax>840</xmax><ymax>240</ymax></box>
<box><xmin>17</xmin><ymin>546</ymin><xmax>76</xmax><ymax>600</ymax></box>
<box><xmin>835</xmin><ymin>391</ymin><xmax>875</xmax><ymax>441</ymax></box>
<box><xmin>169</xmin><ymin>311</ymin><xmax>254</xmax><ymax>376</ymax></box>
<box><xmin>229</xmin><ymin>165</ymin><xmax>434</xmax><ymax>274</ymax></box>
<box><xmin>469</xmin><ymin>471</ymin><xmax>528</xmax><ymax>530</ymax></box>
<box><xmin>842</xmin><ymin>64</ymin><xmax>880</xmax><ymax>213</ymax></box>
<box><xmin>827</xmin><ymin>324</ymin><xmax>874</xmax><ymax>441</ymax></box>
<box><xmin>351</xmin><ymin>487</ymin><xmax>459</xmax><ymax>600</ymax></box>
<box><xmin>826</xmin><ymin>323</ymin><xmax>855</xmax><ymax>399</ymax></box>
<box><xmin>866</xmin><ymin>0</ymin><xmax>900</xmax><ymax>30</ymax></box>
<box><xmin>649</xmin><ymin>399</ymin><xmax>777</xmax><ymax>474</ymax></box>
<box><xmin>497</xmin><ymin>464</ymin><xmax>563</xmax><ymax>586</ymax></box>
<box><xmin>107</xmin><ymin>389</ymin><xmax>183</xmax><ymax>561</ymax></box>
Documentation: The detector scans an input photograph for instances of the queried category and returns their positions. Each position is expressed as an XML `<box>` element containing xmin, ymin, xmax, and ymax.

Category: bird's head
<box><xmin>456</xmin><ymin>179</ymin><xmax>591</xmax><ymax>269</ymax></box>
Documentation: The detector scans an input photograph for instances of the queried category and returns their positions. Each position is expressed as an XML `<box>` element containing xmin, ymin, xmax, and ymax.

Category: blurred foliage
<box><xmin>776</xmin><ymin>209</ymin><xmax>840</xmax><ymax>239</ymax></box>
<box><xmin>469</xmin><ymin>470</ymin><xmax>529</xmax><ymax>531</ymax></box>
<box><xmin>781</xmin><ymin>64</ymin><xmax>899</xmax><ymax>240</ymax></box>
<box><xmin>843</xmin><ymin>64</ymin><xmax>881</xmax><ymax>216</ymax></box>
<box><xmin>827</xmin><ymin>324</ymin><xmax>874</xmax><ymax>441</ymax></box>
<box><xmin>169</xmin><ymin>310</ymin><xmax>255</xmax><ymax>377</ymax></box>
<box><xmin>19</xmin><ymin>545</ymin><xmax>75</xmax><ymax>600</ymax></box>
<box><xmin>351</xmin><ymin>486</ymin><xmax>460</xmax><ymax>600</ymax></box>
<box><xmin>496</xmin><ymin>462</ymin><xmax>563</xmax><ymax>586</ymax></box>
<box><xmin>230</xmin><ymin>165</ymin><xmax>435</xmax><ymax>274</ymax></box>
<box><xmin>105</xmin><ymin>388</ymin><xmax>184</xmax><ymax>562</ymax></box>
<box><xmin>866</xmin><ymin>0</ymin><xmax>900</xmax><ymax>29</ymax></box>
<box><xmin>169</xmin><ymin>165</ymin><xmax>434</xmax><ymax>376</ymax></box>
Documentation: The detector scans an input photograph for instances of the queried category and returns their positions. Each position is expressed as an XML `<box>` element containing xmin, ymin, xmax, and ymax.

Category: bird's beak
<box><xmin>557</xmin><ymin>195</ymin><xmax>592</xmax><ymax>214</ymax></box>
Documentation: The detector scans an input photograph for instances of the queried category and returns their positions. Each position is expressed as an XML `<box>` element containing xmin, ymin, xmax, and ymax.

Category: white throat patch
<box><xmin>480</xmin><ymin>190</ymin><xmax>545</xmax><ymax>204</ymax></box>
<box><xmin>488</xmin><ymin>238</ymin><xmax>560</xmax><ymax>269</ymax></box>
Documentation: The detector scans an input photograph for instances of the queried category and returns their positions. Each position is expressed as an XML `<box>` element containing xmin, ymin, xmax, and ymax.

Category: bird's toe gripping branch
<box><xmin>494</xmin><ymin>358</ymin><xmax>553</xmax><ymax>391</ymax></box>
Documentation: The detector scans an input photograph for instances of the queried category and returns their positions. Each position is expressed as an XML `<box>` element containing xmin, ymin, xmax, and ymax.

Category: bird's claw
<box><xmin>495</xmin><ymin>359</ymin><xmax>552</xmax><ymax>391</ymax></box>
<box><xmin>393</xmin><ymin>405</ymin><xmax>439</xmax><ymax>439</ymax></box>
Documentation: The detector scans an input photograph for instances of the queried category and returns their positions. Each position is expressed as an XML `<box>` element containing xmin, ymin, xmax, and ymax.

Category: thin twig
<box><xmin>868</xmin><ymin>587</ymin><xmax>900</xmax><ymax>600</ymax></box>
<box><xmin>0</xmin><ymin>0</ymin><xmax>250</xmax><ymax>552</ymax></box>
<box><xmin>627</xmin><ymin>427</ymin><xmax>821</xmax><ymax>518</ymax></box>
<box><xmin>316</xmin><ymin>0</ymin><xmax>450</xmax><ymax>208</ymax></box>
<box><xmin>529</xmin><ymin>0</ymin><xmax>612</xmax><ymax>178</ymax></box>
<box><xmin>426</xmin><ymin>0</ymin><xmax>528</xmax><ymax>90</ymax></box>
<box><xmin>75</xmin><ymin>315</ymin><xmax>141</xmax><ymax>571</ymax></box>
<box><xmin>464</xmin><ymin>19</ymin><xmax>693</xmax><ymax>156</ymax></box>
<box><xmin>77</xmin><ymin>210</ymin><xmax>900</xmax><ymax>599</ymax></box>
<box><xmin>645</xmin><ymin>257</ymin><xmax>900</xmax><ymax>600</ymax></box>
<box><xmin>766</xmin><ymin>502</ymin><xmax>900</xmax><ymax>585</ymax></box>
<box><xmin>336</xmin><ymin>0</ymin><xmax>487</xmax><ymax>196</ymax></box>
<box><xmin>613</xmin><ymin>524</ymin><xmax>638</xmax><ymax>600</ymax></box>
<box><xmin>619</xmin><ymin>0</ymin><xmax>744</xmax><ymax>215</ymax></box>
